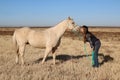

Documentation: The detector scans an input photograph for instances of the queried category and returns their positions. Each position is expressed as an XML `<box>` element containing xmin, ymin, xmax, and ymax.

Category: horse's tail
<box><xmin>13</xmin><ymin>31</ymin><xmax>19</xmax><ymax>53</ymax></box>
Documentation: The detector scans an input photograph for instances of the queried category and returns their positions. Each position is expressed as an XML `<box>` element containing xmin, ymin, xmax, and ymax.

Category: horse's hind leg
<box><xmin>19</xmin><ymin>44</ymin><xmax>25</xmax><ymax>65</ymax></box>
<box><xmin>42</xmin><ymin>47</ymin><xmax>52</xmax><ymax>64</ymax></box>
<box><xmin>16</xmin><ymin>52</ymin><xmax>19</xmax><ymax>64</ymax></box>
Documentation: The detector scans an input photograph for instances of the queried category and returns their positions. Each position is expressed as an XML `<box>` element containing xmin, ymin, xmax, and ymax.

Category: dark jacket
<box><xmin>86</xmin><ymin>32</ymin><xmax>99</xmax><ymax>48</ymax></box>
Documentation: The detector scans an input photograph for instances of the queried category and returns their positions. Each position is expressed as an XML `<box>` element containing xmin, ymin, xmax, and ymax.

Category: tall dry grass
<box><xmin>0</xmin><ymin>27</ymin><xmax>120</xmax><ymax>80</ymax></box>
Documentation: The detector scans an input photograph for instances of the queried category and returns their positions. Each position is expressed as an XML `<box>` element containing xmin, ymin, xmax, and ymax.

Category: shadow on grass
<box><xmin>99</xmin><ymin>53</ymin><xmax>114</xmax><ymax>66</ymax></box>
<box><xmin>34</xmin><ymin>54</ymin><xmax>88</xmax><ymax>64</ymax></box>
<box><xmin>34</xmin><ymin>53</ymin><xmax>114</xmax><ymax>65</ymax></box>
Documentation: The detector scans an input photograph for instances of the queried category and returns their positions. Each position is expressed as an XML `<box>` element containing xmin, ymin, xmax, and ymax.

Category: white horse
<box><xmin>13</xmin><ymin>17</ymin><xmax>77</xmax><ymax>65</ymax></box>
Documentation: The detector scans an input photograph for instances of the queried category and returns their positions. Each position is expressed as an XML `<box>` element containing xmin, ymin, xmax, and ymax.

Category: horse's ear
<box><xmin>67</xmin><ymin>16</ymin><xmax>72</xmax><ymax>20</ymax></box>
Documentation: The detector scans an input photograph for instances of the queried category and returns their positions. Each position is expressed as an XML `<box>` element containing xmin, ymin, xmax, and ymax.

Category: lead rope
<box><xmin>91</xmin><ymin>50</ymin><xmax>95</xmax><ymax>65</ymax></box>
<box><xmin>72</xmin><ymin>29</ymin><xmax>94</xmax><ymax>65</ymax></box>
<box><xmin>84</xmin><ymin>43</ymin><xmax>95</xmax><ymax>65</ymax></box>
<box><xmin>84</xmin><ymin>43</ymin><xmax>91</xmax><ymax>60</ymax></box>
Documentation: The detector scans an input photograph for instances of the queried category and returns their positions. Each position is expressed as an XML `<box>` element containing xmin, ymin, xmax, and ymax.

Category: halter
<box><xmin>67</xmin><ymin>21</ymin><xmax>78</xmax><ymax>32</ymax></box>
<box><xmin>67</xmin><ymin>22</ymin><xmax>71</xmax><ymax>29</ymax></box>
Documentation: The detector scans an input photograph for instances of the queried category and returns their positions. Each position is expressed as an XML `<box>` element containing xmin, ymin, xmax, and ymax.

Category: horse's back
<box><xmin>15</xmin><ymin>27</ymin><xmax>31</xmax><ymax>33</ymax></box>
<box><xmin>27</xmin><ymin>30</ymin><xmax>46</xmax><ymax>48</ymax></box>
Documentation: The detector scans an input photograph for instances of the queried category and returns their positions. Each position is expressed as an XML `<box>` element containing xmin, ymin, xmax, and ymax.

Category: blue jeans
<box><xmin>92</xmin><ymin>40</ymin><xmax>101</xmax><ymax>66</ymax></box>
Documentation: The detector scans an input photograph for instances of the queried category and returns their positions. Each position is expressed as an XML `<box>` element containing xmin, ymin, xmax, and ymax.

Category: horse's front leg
<box><xmin>42</xmin><ymin>47</ymin><xmax>52</xmax><ymax>64</ymax></box>
<box><xmin>52</xmin><ymin>39</ymin><xmax>61</xmax><ymax>65</ymax></box>
<box><xmin>52</xmin><ymin>47</ymin><xmax>57</xmax><ymax>65</ymax></box>
<box><xmin>53</xmin><ymin>53</ymin><xmax>56</xmax><ymax>65</ymax></box>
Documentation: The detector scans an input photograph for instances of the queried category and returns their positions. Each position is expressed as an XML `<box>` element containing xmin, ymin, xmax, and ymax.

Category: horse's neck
<box><xmin>52</xmin><ymin>20</ymin><xmax>67</xmax><ymax>37</ymax></box>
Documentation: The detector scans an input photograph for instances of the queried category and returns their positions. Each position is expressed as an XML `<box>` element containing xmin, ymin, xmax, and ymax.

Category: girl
<box><xmin>80</xmin><ymin>25</ymin><xmax>101</xmax><ymax>67</ymax></box>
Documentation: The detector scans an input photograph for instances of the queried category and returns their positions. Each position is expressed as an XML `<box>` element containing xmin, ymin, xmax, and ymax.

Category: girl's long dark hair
<box><xmin>81</xmin><ymin>25</ymin><xmax>89</xmax><ymax>43</ymax></box>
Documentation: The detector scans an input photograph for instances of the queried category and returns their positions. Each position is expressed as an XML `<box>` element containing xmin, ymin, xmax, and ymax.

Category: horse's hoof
<box><xmin>15</xmin><ymin>62</ymin><xmax>19</xmax><ymax>65</ymax></box>
<box><xmin>21</xmin><ymin>63</ymin><xmax>25</xmax><ymax>66</ymax></box>
<box><xmin>41</xmin><ymin>62</ymin><xmax>44</xmax><ymax>64</ymax></box>
<box><xmin>53</xmin><ymin>63</ymin><xmax>56</xmax><ymax>65</ymax></box>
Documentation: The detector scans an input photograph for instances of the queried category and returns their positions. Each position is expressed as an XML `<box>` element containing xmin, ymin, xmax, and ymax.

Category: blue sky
<box><xmin>0</xmin><ymin>0</ymin><xmax>120</xmax><ymax>26</ymax></box>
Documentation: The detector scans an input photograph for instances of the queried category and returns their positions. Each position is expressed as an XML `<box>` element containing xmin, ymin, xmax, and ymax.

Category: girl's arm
<box><xmin>86</xmin><ymin>34</ymin><xmax>94</xmax><ymax>49</ymax></box>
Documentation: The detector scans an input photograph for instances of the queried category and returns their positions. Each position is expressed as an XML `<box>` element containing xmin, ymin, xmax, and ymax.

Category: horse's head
<box><xmin>66</xmin><ymin>17</ymin><xmax>77</xmax><ymax>31</ymax></box>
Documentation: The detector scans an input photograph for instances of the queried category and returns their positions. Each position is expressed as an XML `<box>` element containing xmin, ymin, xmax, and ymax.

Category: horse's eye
<box><xmin>72</xmin><ymin>22</ymin><xmax>74</xmax><ymax>24</ymax></box>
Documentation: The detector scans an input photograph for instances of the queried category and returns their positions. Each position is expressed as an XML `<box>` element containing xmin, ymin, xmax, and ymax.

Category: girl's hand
<box><xmin>91</xmin><ymin>48</ymin><xmax>94</xmax><ymax>52</ymax></box>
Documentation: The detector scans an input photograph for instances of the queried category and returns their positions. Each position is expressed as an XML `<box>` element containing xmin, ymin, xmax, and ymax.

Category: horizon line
<box><xmin>0</xmin><ymin>26</ymin><xmax>120</xmax><ymax>28</ymax></box>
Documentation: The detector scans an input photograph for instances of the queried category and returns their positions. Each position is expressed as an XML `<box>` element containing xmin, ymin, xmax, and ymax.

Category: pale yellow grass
<box><xmin>89</xmin><ymin>27</ymin><xmax>120</xmax><ymax>32</ymax></box>
<box><xmin>0</xmin><ymin>28</ymin><xmax>120</xmax><ymax>80</ymax></box>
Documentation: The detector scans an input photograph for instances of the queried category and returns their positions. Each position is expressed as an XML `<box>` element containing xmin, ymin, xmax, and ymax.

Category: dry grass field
<box><xmin>0</xmin><ymin>27</ymin><xmax>120</xmax><ymax>80</ymax></box>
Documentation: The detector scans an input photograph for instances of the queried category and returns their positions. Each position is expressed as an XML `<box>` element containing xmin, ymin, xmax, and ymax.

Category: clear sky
<box><xmin>0</xmin><ymin>0</ymin><xmax>120</xmax><ymax>26</ymax></box>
